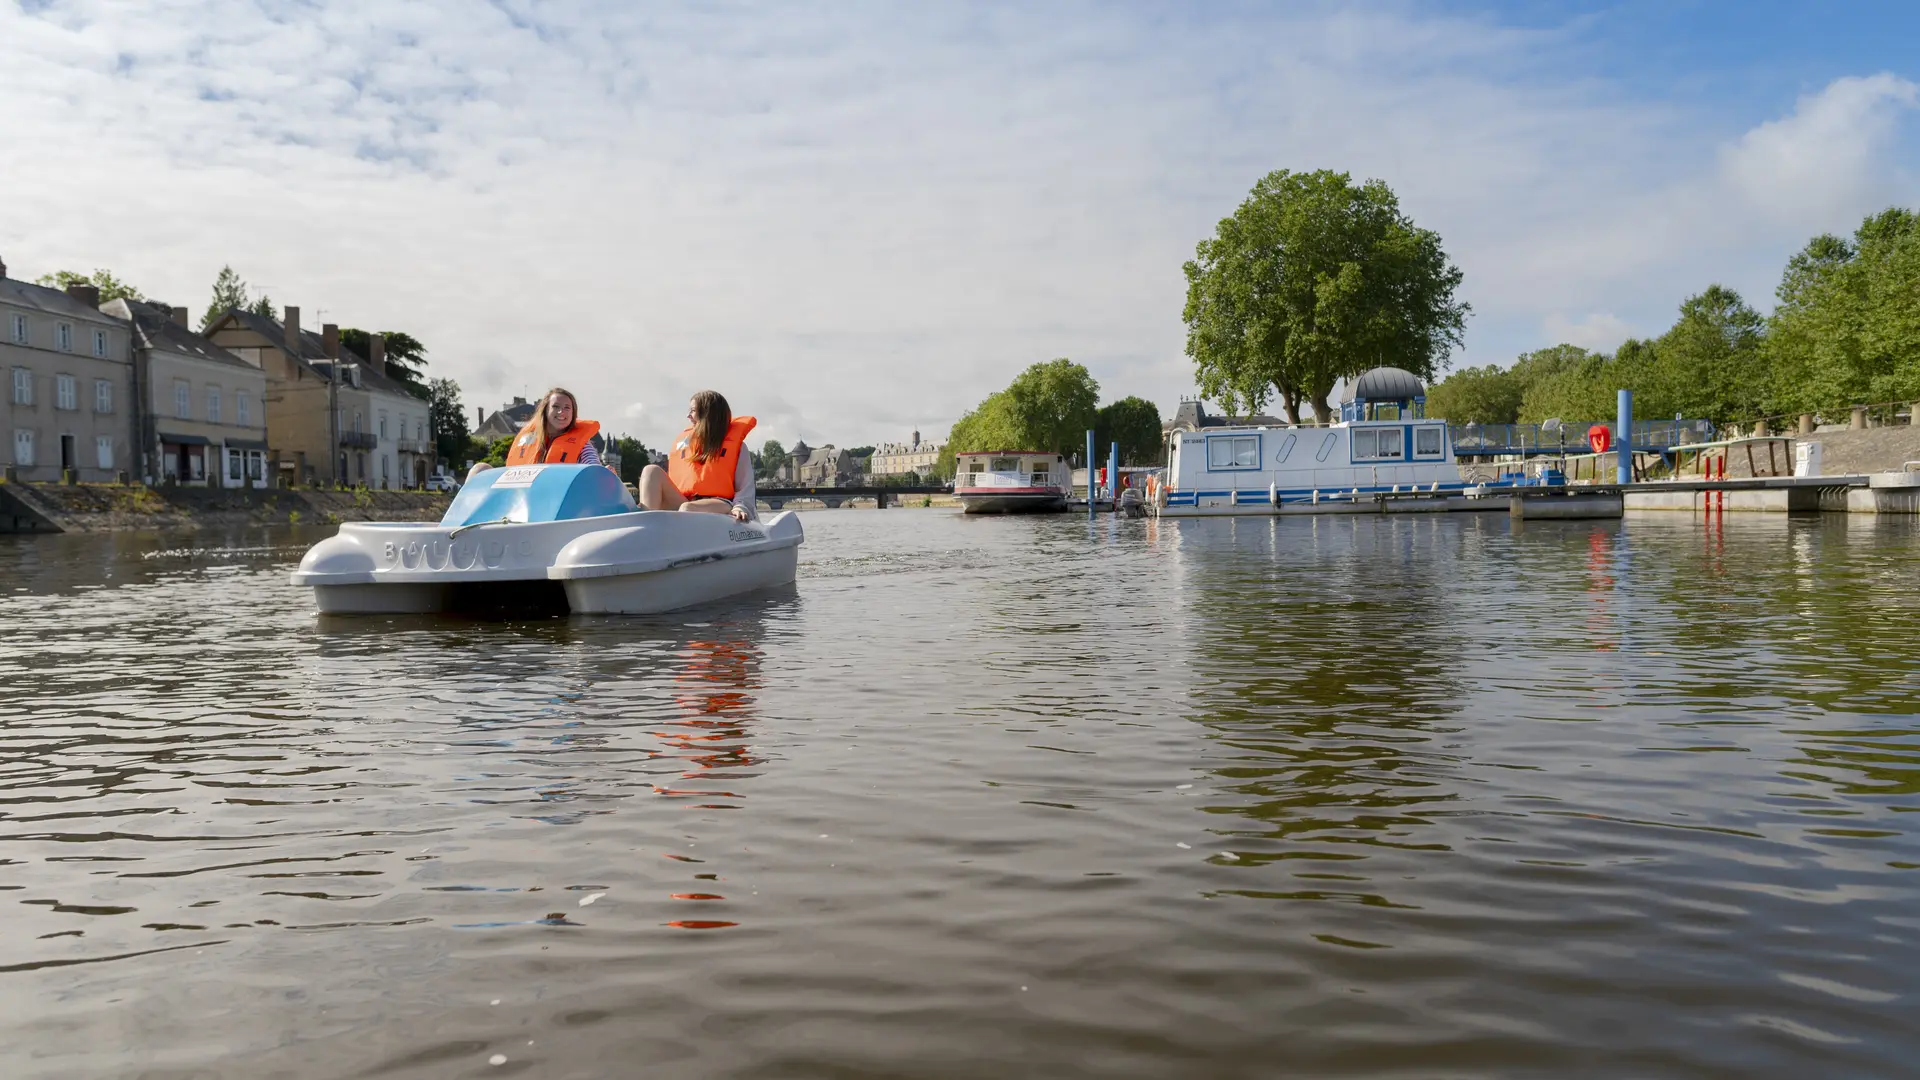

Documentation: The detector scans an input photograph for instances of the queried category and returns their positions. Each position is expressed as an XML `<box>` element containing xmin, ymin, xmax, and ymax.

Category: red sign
<box><xmin>1588</xmin><ymin>425</ymin><xmax>1612</xmax><ymax>454</ymax></box>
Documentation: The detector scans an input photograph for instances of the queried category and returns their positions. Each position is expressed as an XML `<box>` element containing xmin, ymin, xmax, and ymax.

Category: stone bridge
<box><xmin>757</xmin><ymin>486</ymin><xmax>946</xmax><ymax>510</ymax></box>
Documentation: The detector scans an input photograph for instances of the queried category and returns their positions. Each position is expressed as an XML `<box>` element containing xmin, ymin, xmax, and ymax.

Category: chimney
<box><xmin>322</xmin><ymin>323</ymin><xmax>340</xmax><ymax>359</ymax></box>
<box><xmin>283</xmin><ymin>305</ymin><xmax>301</xmax><ymax>354</ymax></box>
<box><xmin>170</xmin><ymin>306</ymin><xmax>188</xmax><ymax>329</ymax></box>
<box><xmin>368</xmin><ymin>333</ymin><xmax>386</xmax><ymax>374</ymax></box>
<box><xmin>65</xmin><ymin>283</ymin><xmax>101</xmax><ymax>307</ymax></box>
<box><xmin>0</xmin><ymin>255</ymin><xmax>7</xmax><ymax>279</ymax></box>
<box><xmin>477</xmin><ymin>406</ymin><xmax>485</xmax><ymax>428</ymax></box>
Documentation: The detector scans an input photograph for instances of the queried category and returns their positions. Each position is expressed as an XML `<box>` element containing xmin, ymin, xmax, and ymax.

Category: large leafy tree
<box><xmin>428</xmin><ymin>378</ymin><xmax>470</xmax><ymax>463</ymax></box>
<box><xmin>1183</xmin><ymin>169</ymin><xmax>1468</xmax><ymax>424</ymax></box>
<box><xmin>1003</xmin><ymin>358</ymin><xmax>1101</xmax><ymax>454</ymax></box>
<box><xmin>35</xmin><ymin>268</ymin><xmax>144</xmax><ymax>303</ymax></box>
<box><xmin>1094</xmin><ymin>396</ymin><xmax>1165</xmax><ymax>465</ymax></box>
<box><xmin>1765</xmin><ymin>207</ymin><xmax>1920</xmax><ymax>415</ymax></box>
<box><xmin>757</xmin><ymin>439</ymin><xmax>787</xmax><ymax>481</ymax></box>
<box><xmin>1424</xmin><ymin>365</ymin><xmax>1524</xmax><ymax>424</ymax></box>
<box><xmin>341</xmin><ymin>329</ymin><xmax>429</xmax><ymax>397</ymax></box>
<box><xmin>1651</xmin><ymin>285</ymin><xmax>1767</xmax><ymax>424</ymax></box>
<box><xmin>613</xmin><ymin>436</ymin><xmax>652</xmax><ymax>484</ymax></box>
<box><xmin>202</xmin><ymin>265</ymin><xmax>250</xmax><ymax>329</ymax></box>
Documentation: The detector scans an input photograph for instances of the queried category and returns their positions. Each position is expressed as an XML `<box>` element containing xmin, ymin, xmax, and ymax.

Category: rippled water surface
<box><xmin>3</xmin><ymin>510</ymin><xmax>1918</xmax><ymax>1079</ymax></box>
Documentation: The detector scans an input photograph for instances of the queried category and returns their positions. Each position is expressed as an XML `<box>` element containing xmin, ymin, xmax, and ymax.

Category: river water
<box><xmin>1</xmin><ymin>510</ymin><xmax>1916</xmax><ymax>1079</ymax></box>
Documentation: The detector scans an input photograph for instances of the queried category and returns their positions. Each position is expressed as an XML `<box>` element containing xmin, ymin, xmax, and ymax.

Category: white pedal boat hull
<box><xmin>288</xmin><ymin>464</ymin><xmax>803</xmax><ymax>615</ymax></box>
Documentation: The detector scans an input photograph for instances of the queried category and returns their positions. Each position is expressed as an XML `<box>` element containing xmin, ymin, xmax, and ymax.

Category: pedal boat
<box><xmin>289</xmin><ymin>464</ymin><xmax>803</xmax><ymax>615</ymax></box>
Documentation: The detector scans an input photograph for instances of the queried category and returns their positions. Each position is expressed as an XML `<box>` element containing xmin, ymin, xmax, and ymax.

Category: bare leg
<box><xmin>638</xmin><ymin>464</ymin><xmax>686</xmax><ymax>511</ymax></box>
<box><xmin>678</xmin><ymin>497</ymin><xmax>734</xmax><ymax>515</ymax></box>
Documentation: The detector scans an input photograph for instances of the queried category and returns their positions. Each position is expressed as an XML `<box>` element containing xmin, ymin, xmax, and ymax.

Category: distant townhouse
<box><xmin>869</xmin><ymin>431</ymin><xmax>943</xmax><ymax>478</ymax></box>
<box><xmin>773</xmin><ymin>441</ymin><xmax>864</xmax><ymax>486</ymax></box>
<box><xmin>207</xmin><ymin>307</ymin><xmax>432</xmax><ymax>488</ymax></box>
<box><xmin>0</xmin><ymin>262</ymin><xmax>137</xmax><ymax>482</ymax></box>
<box><xmin>102</xmin><ymin>299</ymin><xmax>269</xmax><ymax>487</ymax></box>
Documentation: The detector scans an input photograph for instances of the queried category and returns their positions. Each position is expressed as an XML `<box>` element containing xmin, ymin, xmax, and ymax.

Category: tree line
<box><xmin>938</xmin><ymin>358</ymin><xmax>1165</xmax><ymax>473</ymax></box>
<box><xmin>1425</xmin><ymin>207</ymin><xmax>1920</xmax><ymax>428</ymax></box>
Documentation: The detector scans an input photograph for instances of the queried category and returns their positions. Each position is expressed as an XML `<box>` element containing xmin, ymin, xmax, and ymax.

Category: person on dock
<box><xmin>469</xmin><ymin>387</ymin><xmax>604</xmax><ymax>479</ymax></box>
<box><xmin>639</xmin><ymin>390</ymin><xmax>756</xmax><ymax>521</ymax></box>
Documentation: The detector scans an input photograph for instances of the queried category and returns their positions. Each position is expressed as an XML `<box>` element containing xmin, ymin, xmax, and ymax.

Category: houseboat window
<box><xmin>1353</xmin><ymin>428</ymin><xmax>1377</xmax><ymax>457</ymax></box>
<box><xmin>1416</xmin><ymin>426</ymin><xmax>1442</xmax><ymax>456</ymax></box>
<box><xmin>967</xmin><ymin>461</ymin><xmax>984</xmax><ymax>473</ymax></box>
<box><xmin>1315</xmin><ymin>432</ymin><xmax>1337</xmax><ymax>462</ymax></box>
<box><xmin>1374</xmin><ymin>403</ymin><xmax>1400</xmax><ymax>421</ymax></box>
<box><xmin>1275</xmin><ymin>433</ymin><xmax>1297</xmax><ymax>463</ymax></box>
<box><xmin>1206</xmin><ymin>435</ymin><xmax>1259</xmax><ymax>470</ymax></box>
<box><xmin>1029</xmin><ymin>460</ymin><xmax>1051</xmax><ymax>485</ymax></box>
<box><xmin>991</xmin><ymin>457</ymin><xmax>1018</xmax><ymax>471</ymax></box>
<box><xmin>1374</xmin><ymin>429</ymin><xmax>1403</xmax><ymax>459</ymax></box>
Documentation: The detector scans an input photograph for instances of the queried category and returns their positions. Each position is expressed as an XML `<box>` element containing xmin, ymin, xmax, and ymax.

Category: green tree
<box><xmin>1424</xmin><ymin>364</ymin><xmax>1523</xmax><ymax>424</ymax></box>
<box><xmin>428</xmin><ymin>378</ymin><xmax>470</xmax><ymax>463</ymax></box>
<box><xmin>482</xmin><ymin>436</ymin><xmax>513</xmax><ymax>467</ymax></box>
<box><xmin>1183</xmin><ymin>168</ymin><xmax>1468</xmax><ymax>424</ymax></box>
<box><xmin>341</xmin><ymin>329</ymin><xmax>429</xmax><ymax>397</ymax></box>
<box><xmin>937</xmin><ymin>391</ymin><xmax>1023</xmax><ymax>475</ymax></box>
<box><xmin>614</xmin><ymin>436</ymin><xmax>651</xmax><ymax>484</ymax></box>
<box><xmin>1765</xmin><ymin>207</ymin><xmax>1920</xmax><ymax>416</ymax></box>
<box><xmin>202</xmin><ymin>265</ymin><xmax>251</xmax><ymax>329</ymax></box>
<box><xmin>1004</xmin><ymin>358</ymin><xmax>1100</xmax><ymax>455</ymax></box>
<box><xmin>34</xmin><ymin>268</ymin><xmax>144</xmax><ymax>303</ymax></box>
<box><xmin>757</xmin><ymin>439</ymin><xmax>787</xmax><ymax>481</ymax></box>
<box><xmin>1093</xmin><ymin>396</ymin><xmax>1165</xmax><ymax>465</ymax></box>
<box><xmin>1651</xmin><ymin>285</ymin><xmax>1766</xmax><ymax>425</ymax></box>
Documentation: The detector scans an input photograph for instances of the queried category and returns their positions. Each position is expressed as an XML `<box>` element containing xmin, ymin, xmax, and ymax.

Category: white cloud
<box><xmin>1541</xmin><ymin>312</ymin><xmax>1634</xmax><ymax>353</ymax></box>
<box><xmin>0</xmin><ymin>3</ymin><xmax>1913</xmax><ymax>443</ymax></box>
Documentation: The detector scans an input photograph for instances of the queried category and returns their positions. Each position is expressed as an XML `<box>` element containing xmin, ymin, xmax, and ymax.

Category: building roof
<box><xmin>211</xmin><ymin>309</ymin><xmax>427</xmax><ymax>402</ymax></box>
<box><xmin>1350</xmin><ymin>366</ymin><xmax>1426</xmax><ymax>402</ymax></box>
<box><xmin>0</xmin><ymin>277</ymin><xmax>126</xmax><ymax>328</ymax></box>
<box><xmin>1165</xmin><ymin>401</ymin><xmax>1284</xmax><ymax>432</ymax></box>
<box><xmin>103</xmin><ymin>300</ymin><xmax>256</xmax><ymax>371</ymax></box>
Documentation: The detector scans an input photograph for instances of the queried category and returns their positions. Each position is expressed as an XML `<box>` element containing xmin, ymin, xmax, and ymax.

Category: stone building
<box><xmin>0</xmin><ymin>265</ymin><xmax>137</xmax><ymax>482</ymax></box>
<box><xmin>207</xmin><ymin>307</ymin><xmax>431</xmax><ymax>488</ymax></box>
<box><xmin>104</xmin><ymin>299</ymin><xmax>269</xmax><ymax>486</ymax></box>
<box><xmin>868</xmin><ymin>430</ymin><xmax>943</xmax><ymax>478</ymax></box>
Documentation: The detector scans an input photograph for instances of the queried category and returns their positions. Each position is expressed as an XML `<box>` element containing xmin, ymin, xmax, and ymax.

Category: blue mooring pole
<box><xmin>1108</xmin><ymin>442</ymin><xmax>1119</xmax><ymax>511</ymax></box>
<box><xmin>1085</xmin><ymin>429</ymin><xmax>1096</xmax><ymax>513</ymax></box>
<box><xmin>1616</xmin><ymin>388</ymin><xmax>1633</xmax><ymax>485</ymax></box>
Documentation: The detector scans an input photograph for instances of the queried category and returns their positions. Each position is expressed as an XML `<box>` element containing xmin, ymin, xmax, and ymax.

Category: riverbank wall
<box><xmin>0</xmin><ymin>481</ymin><xmax>449</xmax><ymax>533</ymax></box>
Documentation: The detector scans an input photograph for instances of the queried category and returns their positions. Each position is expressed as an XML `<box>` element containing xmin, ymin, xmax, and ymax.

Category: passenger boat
<box><xmin>1153</xmin><ymin>367</ymin><xmax>1545</xmax><ymax>517</ymax></box>
<box><xmin>954</xmin><ymin>451</ymin><xmax>1072</xmax><ymax>514</ymax></box>
<box><xmin>290</xmin><ymin>463</ymin><xmax>803</xmax><ymax>614</ymax></box>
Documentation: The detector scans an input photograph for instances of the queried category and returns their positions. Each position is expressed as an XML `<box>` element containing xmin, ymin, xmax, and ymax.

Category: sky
<box><xmin>2</xmin><ymin>1</ymin><xmax>1916</xmax><ymax>452</ymax></box>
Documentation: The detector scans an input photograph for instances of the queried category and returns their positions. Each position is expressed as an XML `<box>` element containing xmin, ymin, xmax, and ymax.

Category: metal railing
<box><xmin>1452</xmin><ymin>419</ymin><xmax>1714</xmax><ymax>456</ymax></box>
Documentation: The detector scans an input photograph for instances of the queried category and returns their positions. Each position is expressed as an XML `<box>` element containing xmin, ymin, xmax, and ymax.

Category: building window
<box><xmin>11</xmin><ymin>368</ymin><xmax>31</xmax><ymax>406</ymax></box>
<box><xmin>381</xmin><ymin>454</ymin><xmax>391</xmax><ymax>485</ymax></box>
<box><xmin>56</xmin><ymin>323</ymin><xmax>73</xmax><ymax>352</ymax></box>
<box><xmin>92</xmin><ymin>329</ymin><xmax>108</xmax><ymax>358</ymax></box>
<box><xmin>96</xmin><ymin>436</ymin><xmax>113</xmax><ymax>470</ymax></box>
<box><xmin>56</xmin><ymin>374</ymin><xmax>77</xmax><ymax>411</ymax></box>
<box><xmin>94</xmin><ymin>379</ymin><xmax>112</xmax><ymax>413</ymax></box>
<box><xmin>228</xmin><ymin>448</ymin><xmax>243</xmax><ymax>482</ymax></box>
<box><xmin>207</xmin><ymin>386</ymin><xmax>221</xmax><ymax>424</ymax></box>
<box><xmin>12</xmin><ymin>430</ymin><xmax>33</xmax><ymax>467</ymax></box>
<box><xmin>353</xmin><ymin>410</ymin><xmax>363</xmax><ymax>434</ymax></box>
<box><xmin>379</xmin><ymin>412</ymin><xmax>388</xmax><ymax>440</ymax></box>
<box><xmin>174</xmin><ymin>380</ymin><xmax>191</xmax><ymax>419</ymax></box>
<box><xmin>236</xmin><ymin>392</ymin><xmax>251</xmax><ymax>426</ymax></box>
<box><xmin>8</xmin><ymin>314</ymin><xmax>25</xmax><ymax>345</ymax></box>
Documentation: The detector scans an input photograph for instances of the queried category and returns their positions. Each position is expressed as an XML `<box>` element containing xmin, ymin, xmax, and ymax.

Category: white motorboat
<box><xmin>290</xmin><ymin>464</ymin><xmax>803</xmax><ymax>615</ymax></box>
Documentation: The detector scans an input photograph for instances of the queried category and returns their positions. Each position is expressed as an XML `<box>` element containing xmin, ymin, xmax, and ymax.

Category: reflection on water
<box><xmin>1</xmin><ymin>513</ymin><xmax>1917</xmax><ymax>1079</ymax></box>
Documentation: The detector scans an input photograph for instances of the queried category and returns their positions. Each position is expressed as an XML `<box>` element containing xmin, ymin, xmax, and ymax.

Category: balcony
<box><xmin>340</xmin><ymin>431</ymin><xmax>378</xmax><ymax>449</ymax></box>
<box><xmin>397</xmin><ymin>439</ymin><xmax>431</xmax><ymax>455</ymax></box>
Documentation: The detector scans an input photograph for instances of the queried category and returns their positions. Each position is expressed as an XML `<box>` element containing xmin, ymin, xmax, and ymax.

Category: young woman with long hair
<box><xmin>468</xmin><ymin>387</ymin><xmax>602</xmax><ymax>479</ymax></box>
<box><xmin>639</xmin><ymin>390</ymin><xmax>757</xmax><ymax>521</ymax></box>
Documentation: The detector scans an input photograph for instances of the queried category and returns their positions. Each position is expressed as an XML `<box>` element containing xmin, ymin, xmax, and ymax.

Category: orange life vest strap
<box><xmin>505</xmin><ymin>417</ymin><xmax>602</xmax><ymax>466</ymax></box>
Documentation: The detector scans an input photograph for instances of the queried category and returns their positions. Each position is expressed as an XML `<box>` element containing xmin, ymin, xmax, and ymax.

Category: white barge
<box><xmin>291</xmin><ymin>464</ymin><xmax>802</xmax><ymax>614</ymax></box>
<box><xmin>1153</xmin><ymin>367</ymin><xmax>1544</xmax><ymax>517</ymax></box>
<box><xmin>955</xmin><ymin>451</ymin><xmax>1072</xmax><ymax>514</ymax></box>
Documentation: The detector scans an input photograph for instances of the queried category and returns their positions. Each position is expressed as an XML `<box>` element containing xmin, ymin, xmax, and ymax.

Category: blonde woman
<box><xmin>468</xmin><ymin>387</ymin><xmax>602</xmax><ymax>479</ymax></box>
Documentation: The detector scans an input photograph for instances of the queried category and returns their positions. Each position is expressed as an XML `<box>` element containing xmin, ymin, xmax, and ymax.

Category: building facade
<box><xmin>208</xmin><ymin>308</ymin><xmax>432</xmax><ymax>488</ymax></box>
<box><xmin>104</xmin><ymin>299</ymin><xmax>269</xmax><ymax>486</ymax></box>
<box><xmin>868</xmin><ymin>431</ymin><xmax>943</xmax><ymax>478</ymax></box>
<box><xmin>1</xmin><ymin>269</ymin><xmax>137</xmax><ymax>482</ymax></box>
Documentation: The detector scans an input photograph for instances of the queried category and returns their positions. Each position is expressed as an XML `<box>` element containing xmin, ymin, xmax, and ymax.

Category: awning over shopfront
<box><xmin>158</xmin><ymin>433</ymin><xmax>211</xmax><ymax>446</ymax></box>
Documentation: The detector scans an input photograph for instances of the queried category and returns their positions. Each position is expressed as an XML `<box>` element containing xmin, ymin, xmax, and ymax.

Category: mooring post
<box><xmin>1085</xmin><ymin>429</ymin><xmax>1095</xmax><ymax>515</ymax></box>
<box><xmin>1616</xmin><ymin>389</ymin><xmax>1633</xmax><ymax>486</ymax></box>
<box><xmin>1108</xmin><ymin>442</ymin><xmax>1119</xmax><ymax>511</ymax></box>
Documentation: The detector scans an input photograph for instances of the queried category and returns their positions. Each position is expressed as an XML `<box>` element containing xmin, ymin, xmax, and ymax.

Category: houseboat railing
<box><xmin>1451</xmin><ymin>419</ymin><xmax>1714</xmax><ymax>457</ymax></box>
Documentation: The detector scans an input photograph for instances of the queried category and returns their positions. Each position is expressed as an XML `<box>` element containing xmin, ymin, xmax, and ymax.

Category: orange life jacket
<box><xmin>667</xmin><ymin>416</ymin><xmax>757</xmax><ymax>499</ymax></box>
<box><xmin>505</xmin><ymin>417</ymin><xmax>602</xmax><ymax>466</ymax></box>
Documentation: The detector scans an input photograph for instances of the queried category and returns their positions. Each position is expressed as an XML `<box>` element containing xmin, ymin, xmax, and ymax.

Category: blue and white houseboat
<box><xmin>1153</xmin><ymin>367</ymin><xmax>1545</xmax><ymax>517</ymax></box>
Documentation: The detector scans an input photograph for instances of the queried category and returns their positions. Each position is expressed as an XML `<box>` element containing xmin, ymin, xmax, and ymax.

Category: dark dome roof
<box><xmin>1352</xmin><ymin>366</ymin><xmax>1425</xmax><ymax>401</ymax></box>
